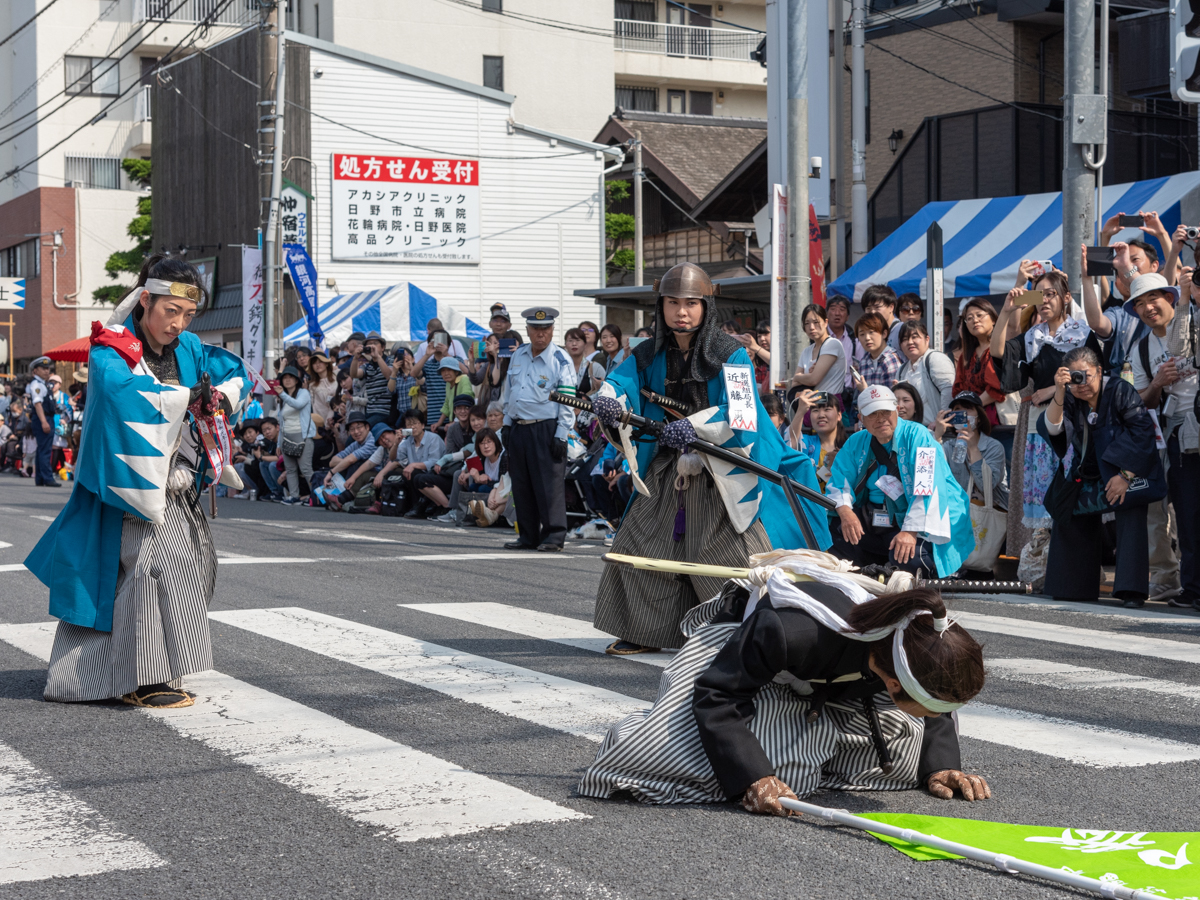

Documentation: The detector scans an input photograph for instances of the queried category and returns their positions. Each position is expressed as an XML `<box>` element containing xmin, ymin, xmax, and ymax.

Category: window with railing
<box><xmin>613</xmin><ymin>19</ymin><xmax>760</xmax><ymax>61</ymax></box>
<box><xmin>135</xmin><ymin>0</ymin><xmax>257</xmax><ymax>26</ymax></box>
<box><xmin>65</xmin><ymin>155</ymin><xmax>123</xmax><ymax>190</ymax></box>
<box><xmin>65</xmin><ymin>56</ymin><xmax>119</xmax><ymax>96</ymax></box>
<box><xmin>135</xmin><ymin>84</ymin><xmax>152</xmax><ymax>122</ymax></box>
<box><xmin>616</xmin><ymin>84</ymin><xmax>658</xmax><ymax>111</ymax></box>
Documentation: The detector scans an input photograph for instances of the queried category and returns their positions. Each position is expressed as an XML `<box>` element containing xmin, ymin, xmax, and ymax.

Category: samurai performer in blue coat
<box><xmin>26</xmin><ymin>256</ymin><xmax>251</xmax><ymax>708</ymax></box>
<box><xmin>591</xmin><ymin>262</ymin><xmax>831</xmax><ymax>654</ymax></box>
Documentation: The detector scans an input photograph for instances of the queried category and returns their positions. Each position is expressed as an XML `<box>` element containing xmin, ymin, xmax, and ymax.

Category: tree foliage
<box><xmin>605</xmin><ymin>179</ymin><xmax>636</xmax><ymax>284</ymax></box>
<box><xmin>93</xmin><ymin>159</ymin><xmax>152</xmax><ymax>304</ymax></box>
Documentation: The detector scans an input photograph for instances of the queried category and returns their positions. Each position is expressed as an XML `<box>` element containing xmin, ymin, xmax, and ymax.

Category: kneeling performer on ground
<box><xmin>26</xmin><ymin>255</ymin><xmax>251</xmax><ymax>709</ymax></box>
<box><xmin>827</xmin><ymin>384</ymin><xmax>974</xmax><ymax>577</ymax></box>
<box><xmin>579</xmin><ymin>552</ymin><xmax>990</xmax><ymax>813</ymax></box>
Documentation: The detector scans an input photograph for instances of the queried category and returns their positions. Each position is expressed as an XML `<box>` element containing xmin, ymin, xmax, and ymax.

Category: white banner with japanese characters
<box><xmin>330</xmin><ymin>152</ymin><xmax>480</xmax><ymax>263</ymax></box>
<box><xmin>241</xmin><ymin>246</ymin><xmax>264</xmax><ymax>376</ymax></box>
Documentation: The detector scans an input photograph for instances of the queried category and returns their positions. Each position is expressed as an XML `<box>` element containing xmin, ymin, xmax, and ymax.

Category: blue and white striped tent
<box><xmin>282</xmin><ymin>282</ymin><xmax>489</xmax><ymax>346</ymax></box>
<box><xmin>828</xmin><ymin>173</ymin><xmax>1200</xmax><ymax>302</ymax></box>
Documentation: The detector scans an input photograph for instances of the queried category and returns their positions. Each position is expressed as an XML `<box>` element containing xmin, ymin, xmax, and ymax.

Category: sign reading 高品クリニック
<box><xmin>0</xmin><ymin>278</ymin><xmax>26</xmax><ymax>310</ymax></box>
<box><xmin>330</xmin><ymin>152</ymin><xmax>480</xmax><ymax>264</ymax></box>
<box><xmin>864</xmin><ymin>813</ymin><xmax>1198</xmax><ymax>898</ymax></box>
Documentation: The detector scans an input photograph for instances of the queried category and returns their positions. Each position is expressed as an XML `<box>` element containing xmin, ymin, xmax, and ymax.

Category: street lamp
<box><xmin>888</xmin><ymin>129</ymin><xmax>904</xmax><ymax>154</ymax></box>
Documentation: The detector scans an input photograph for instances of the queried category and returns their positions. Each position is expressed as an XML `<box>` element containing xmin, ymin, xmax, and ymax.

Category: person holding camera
<box><xmin>934</xmin><ymin>392</ymin><xmax>1009</xmax><ymax>512</ymax></box>
<box><xmin>351</xmin><ymin>331</ymin><xmax>394</xmax><ymax>428</ymax></box>
<box><xmin>1039</xmin><ymin>347</ymin><xmax>1162</xmax><ymax>607</ymax></box>
<box><xmin>785</xmin><ymin>389</ymin><xmax>846</xmax><ymax>491</ymax></box>
<box><xmin>825</xmin><ymin>385</ymin><xmax>974</xmax><ymax>576</ymax></box>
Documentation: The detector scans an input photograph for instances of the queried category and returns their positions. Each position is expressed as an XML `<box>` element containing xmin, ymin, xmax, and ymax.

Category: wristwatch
<box><xmin>1124</xmin><ymin>266</ymin><xmax>1140</xmax><ymax>281</ymax></box>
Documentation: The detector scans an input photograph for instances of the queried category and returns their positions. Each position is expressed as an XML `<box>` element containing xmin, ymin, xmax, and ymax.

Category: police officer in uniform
<box><xmin>25</xmin><ymin>356</ymin><xmax>59</xmax><ymax>486</ymax></box>
<box><xmin>500</xmin><ymin>307</ymin><xmax>574</xmax><ymax>551</ymax></box>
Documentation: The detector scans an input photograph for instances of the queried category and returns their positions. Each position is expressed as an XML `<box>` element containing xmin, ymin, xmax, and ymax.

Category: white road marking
<box><xmin>0</xmin><ymin>622</ymin><xmax>583</xmax><ymax>844</ymax></box>
<box><xmin>987</xmin><ymin>657</ymin><xmax>1200</xmax><ymax>703</ymax></box>
<box><xmin>209</xmin><ymin>607</ymin><xmax>644</xmax><ymax>742</ymax></box>
<box><xmin>950</xmin><ymin>592</ymin><xmax>1200</xmax><ymax>625</ymax></box>
<box><xmin>959</xmin><ymin>703</ymin><xmax>1200</xmax><ymax>767</ymax></box>
<box><xmin>216</xmin><ymin>557</ymin><xmax>316</xmax><ymax>565</ymax></box>
<box><xmin>28</xmin><ymin>516</ymin><xmax>56</xmax><ymax>523</ymax></box>
<box><xmin>0</xmin><ymin>739</ymin><xmax>164</xmax><ymax>884</ymax></box>
<box><xmin>402</xmin><ymin>602</ymin><xmax>676</xmax><ymax>668</ymax></box>
<box><xmin>0</xmin><ymin>564</ymin><xmax>28</xmax><ymax>573</ymax></box>
<box><xmin>957</xmin><ymin>612</ymin><xmax>1200</xmax><ymax>665</ymax></box>
<box><xmin>214</xmin><ymin>550</ymin><xmax>253</xmax><ymax>559</ymax></box>
<box><xmin>396</xmin><ymin>553</ymin><xmax>575</xmax><ymax>562</ymax></box>
<box><xmin>0</xmin><ymin>541</ymin><xmax>12</xmax><ymax>549</ymax></box>
<box><xmin>293</xmin><ymin>529</ymin><xmax>408</xmax><ymax>544</ymax></box>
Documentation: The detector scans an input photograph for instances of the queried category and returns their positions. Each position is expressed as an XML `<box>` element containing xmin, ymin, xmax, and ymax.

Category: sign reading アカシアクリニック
<box><xmin>330</xmin><ymin>152</ymin><xmax>480</xmax><ymax>264</ymax></box>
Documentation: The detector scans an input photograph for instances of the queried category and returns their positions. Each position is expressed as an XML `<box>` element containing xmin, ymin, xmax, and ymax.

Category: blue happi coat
<box><xmin>825</xmin><ymin>417</ymin><xmax>974</xmax><ymax>576</ymax></box>
<box><xmin>26</xmin><ymin>320</ymin><xmax>250</xmax><ymax>633</ymax></box>
<box><xmin>599</xmin><ymin>347</ymin><xmax>831</xmax><ymax>551</ymax></box>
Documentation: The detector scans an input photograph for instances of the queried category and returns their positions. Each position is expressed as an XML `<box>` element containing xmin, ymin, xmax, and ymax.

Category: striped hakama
<box><xmin>578</xmin><ymin>599</ymin><xmax>924</xmax><ymax>804</ymax></box>
<box><xmin>44</xmin><ymin>486</ymin><xmax>217</xmax><ymax>702</ymax></box>
<box><xmin>594</xmin><ymin>450</ymin><xmax>772</xmax><ymax>650</ymax></box>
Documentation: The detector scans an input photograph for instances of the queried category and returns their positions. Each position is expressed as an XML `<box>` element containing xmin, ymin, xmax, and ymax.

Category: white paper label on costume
<box><xmin>816</xmin><ymin>464</ymin><xmax>831</xmax><ymax>481</ymax></box>
<box><xmin>872</xmin><ymin>510</ymin><xmax>891</xmax><ymax>528</ymax></box>
<box><xmin>723</xmin><ymin>364</ymin><xmax>758</xmax><ymax>432</ymax></box>
<box><xmin>913</xmin><ymin>447</ymin><xmax>936</xmax><ymax>496</ymax></box>
<box><xmin>875</xmin><ymin>474</ymin><xmax>904</xmax><ymax>501</ymax></box>
<box><xmin>1148</xmin><ymin>409</ymin><xmax>1167</xmax><ymax>450</ymax></box>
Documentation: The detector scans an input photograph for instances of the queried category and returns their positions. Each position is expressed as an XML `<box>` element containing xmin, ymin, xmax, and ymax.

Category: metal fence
<box><xmin>134</xmin><ymin>0</ymin><xmax>257</xmax><ymax>26</ymax></box>
<box><xmin>613</xmin><ymin>19</ymin><xmax>759</xmax><ymax>62</ymax></box>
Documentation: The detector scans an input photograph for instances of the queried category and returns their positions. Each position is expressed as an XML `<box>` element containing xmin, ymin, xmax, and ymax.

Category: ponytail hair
<box><xmin>846</xmin><ymin>588</ymin><xmax>985</xmax><ymax>706</ymax></box>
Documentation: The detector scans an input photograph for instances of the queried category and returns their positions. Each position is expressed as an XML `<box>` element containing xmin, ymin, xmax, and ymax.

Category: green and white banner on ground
<box><xmin>862</xmin><ymin>813</ymin><xmax>1197</xmax><ymax>898</ymax></box>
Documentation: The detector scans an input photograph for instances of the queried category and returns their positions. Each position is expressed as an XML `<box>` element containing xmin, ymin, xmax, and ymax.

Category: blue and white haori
<box><xmin>598</xmin><ymin>347</ymin><xmax>831</xmax><ymax>551</ymax></box>
<box><xmin>825</xmin><ymin>417</ymin><xmax>974</xmax><ymax>577</ymax></box>
<box><xmin>26</xmin><ymin>291</ymin><xmax>252</xmax><ymax>636</ymax></box>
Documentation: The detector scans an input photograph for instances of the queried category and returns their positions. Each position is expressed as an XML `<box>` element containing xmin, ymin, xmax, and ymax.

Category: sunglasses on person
<box><xmin>898</xmin><ymin>304</ymin><xmax>922</xmax><ymax>313</ymax></box>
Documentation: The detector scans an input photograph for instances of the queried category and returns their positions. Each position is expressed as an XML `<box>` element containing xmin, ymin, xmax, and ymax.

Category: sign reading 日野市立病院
<box><xmin>330</xmin><ymin>152</ymin><xmax>480</xmax><ymax>264</ymax></box>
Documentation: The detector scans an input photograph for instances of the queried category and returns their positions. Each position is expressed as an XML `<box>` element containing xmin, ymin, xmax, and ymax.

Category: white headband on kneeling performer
<box><xmin>892</xmin><ymin>612</ymin><xmax>965</xmax><ymax>713</ymax></box>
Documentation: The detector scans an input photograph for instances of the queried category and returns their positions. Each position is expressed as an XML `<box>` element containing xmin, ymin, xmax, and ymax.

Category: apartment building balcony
<box><xmin>132</xmin><ymin>0</ymin><xmax>257</xmax><ymax>53</ymax></box>
<box><xmin>613</xmin><ymin>19</ymin><xmax>766</xmax><ymax>89</ymax></box>
<box><xmin>129</xmin><ymin>84</ymin><xmax>152</xmax><ymax>156</ymax></box>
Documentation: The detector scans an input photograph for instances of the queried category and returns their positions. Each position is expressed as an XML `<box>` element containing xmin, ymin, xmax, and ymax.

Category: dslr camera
<box><xmin>1187</xmin><ymin>226</ymin><xmax>1200</xmax><ymax>241</ymax></box>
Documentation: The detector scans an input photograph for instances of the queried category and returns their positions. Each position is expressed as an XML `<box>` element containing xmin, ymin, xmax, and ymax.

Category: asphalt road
<box><xmin>2</xmin><ymin>478</ymin><xmax>1200</xmax><ymax>899</ymax></box>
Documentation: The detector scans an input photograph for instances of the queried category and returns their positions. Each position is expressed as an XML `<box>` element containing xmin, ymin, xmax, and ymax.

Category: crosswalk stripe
<box><xmin>401</xmin><ymin>602</ymin><xmax>676</xmax><ymax>667</ymax></box>
<box><xmin>986</xmin><ymin>658</ymin><xmax>1200</xmax><ymax>703</ymax></box>
<box><xmin>0</xmin><ymin>738</ymin><xmax>165</xmax><ymax>884</ymax></box>
<box><xmin>209</xmin><ymin>607</ymin><xmax>644</xmax><ymax>741</ymax></box>
<box><xmin>958</xmin><ymin>704</ymin><xmax>1200</xmax><ymax>767</ymax></box>
<box><xmin>0</xmin><ymin>622</ymin><xmax>584</xmax><ymax>843</ymax></box>
<box><xmin>0</xmin><ymin>564</ymin><xmax>27</xmax><ymax>573</ymax></box>
<box><xmin>956</xmin><ymin>612</ymin><xmax>1200</xmax><ymax>665</ymax></box>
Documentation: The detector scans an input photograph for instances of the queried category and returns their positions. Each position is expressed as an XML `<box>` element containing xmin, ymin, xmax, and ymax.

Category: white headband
<box><xmin>891</xmin><ymin>611</ymin><xmax>965</xmax><ymax>714</ymax></box>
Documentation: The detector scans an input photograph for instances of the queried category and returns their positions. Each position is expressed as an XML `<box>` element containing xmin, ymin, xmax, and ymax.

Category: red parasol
<box><xmin>44</xmin><ymin>335</ymin><xmax>91</xmax><ymax>363</ymax></box>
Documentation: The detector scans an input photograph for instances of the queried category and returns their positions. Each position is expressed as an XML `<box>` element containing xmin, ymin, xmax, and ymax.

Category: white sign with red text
<box><xmin>330</xmin><ymin>152</ymin><xmax>480</xmax><ymax>263</ymax></box>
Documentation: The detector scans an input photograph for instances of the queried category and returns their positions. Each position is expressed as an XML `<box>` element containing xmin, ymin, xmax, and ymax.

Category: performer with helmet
<box><xmin>26</xmin><ymin>255</ymin><xmax>251</xmax><ymax>709</ymax></box>
<box><xmin>591</xmin><ymin>262</ymin><xmax>831</xmax><ymax>655</ymax></box>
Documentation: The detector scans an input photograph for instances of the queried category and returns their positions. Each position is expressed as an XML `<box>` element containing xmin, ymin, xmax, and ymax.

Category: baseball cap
<box><xmin>858</xmin><ymin>384</ymin><xmax>898</xmax><ymax>417</ymax></box>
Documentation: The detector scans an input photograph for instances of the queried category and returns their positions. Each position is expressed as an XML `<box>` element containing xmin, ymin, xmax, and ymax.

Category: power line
<box><xmin>664</xmin><ymin>1</ymin><xmax>765</xmax><ymax>33</ymax></box>
<box><xmin>0</xmin><ymin>0</ymin><xmax>239</xmax><ymax>187</ymax></box>
<box><xmin>0</xmin><ymin>0</ymin><xmax>64</xmax><ymax>48</ymax></box>
<box><xmin>0</xmin><ymin>0</ymin><xmax>194</xmax><ymax>146</ymax></box>
<box><xmin>430</xmin><ymin>0</ymin><xmax>614</xmax><ymax>39</ymax></box>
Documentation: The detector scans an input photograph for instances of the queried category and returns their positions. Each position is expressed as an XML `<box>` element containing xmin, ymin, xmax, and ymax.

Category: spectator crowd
<box><xmin>3</xmin><ymin>209</ymin><xmax>1197</xmax><ymax>610</ymax></box>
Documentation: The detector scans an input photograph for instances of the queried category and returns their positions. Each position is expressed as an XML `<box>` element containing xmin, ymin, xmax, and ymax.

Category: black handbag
<box><xmin>281</xmin><ymin>437</ymin><xmax>305</xmax><ymax>458</ymax></box>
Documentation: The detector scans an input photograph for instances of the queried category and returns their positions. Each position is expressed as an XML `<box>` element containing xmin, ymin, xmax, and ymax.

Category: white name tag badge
<box><xmin>722</xmin><ymin>364</ymin><xmax>758</xmax><ymax>432</ymax></box>
<box><xmin>816</xmin><ymin>464</ymin><xmax>832</xmax><ymax>482</ymax></box>
<box><xmin>874</xmin><ymin>474</ymin><xmax>904</xmax><ymax>501</ymax></box>
<box><xmin>872</xmin><ymin>510</ymin><xmax>892</xmax><ymax>528</ymax></box>
<box><xmin>913</xmin><ymin>447</ymin><xmax>936</xmax><ymax>497</ymax></box>
<box><xmin>1148</xmin><ymin>409</ymin><xmax>1167</xmax><ymax>450</ymax></box>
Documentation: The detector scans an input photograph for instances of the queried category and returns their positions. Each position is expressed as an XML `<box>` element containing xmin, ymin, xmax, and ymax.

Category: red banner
<box><xmin>332</xmin><ymin>153</ymin><xmax>479</xmax><ymax>185</ymax></box>
<box><xmin>809</xmin><ymin>203</ymin><xmax>826</xmax><ymax>307</ymax></box>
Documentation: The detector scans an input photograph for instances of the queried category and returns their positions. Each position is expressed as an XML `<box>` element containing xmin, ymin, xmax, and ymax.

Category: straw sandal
<box><xmin>605</xmin><ymin>640</ymin><xmax>661</xmax><ymax>656</ymax></box>
<box><xmin>121</xmin><ymin>684</ymin><xmax>195</xmax><ymax>708</ymax></box>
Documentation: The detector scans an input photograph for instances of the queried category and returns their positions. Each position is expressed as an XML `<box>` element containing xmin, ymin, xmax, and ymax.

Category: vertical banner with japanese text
<box><xmin>241</xmin><ymin>246</ymin><xmax>264</xmax><ymax>376</ymax></box>
<box><xmin>809</xmin><ymin>202</ymin><xmax>826</xmax><ymax>307</ymax></box>
<box><xmin>283</xmin><ymin>242</ymin><xmax>323</xmax><ymax>347</ymax></box>
<box><xmin>330</xmin><ymin>152</ymin><xmax>480</xmax><ymax>263</ymax></box>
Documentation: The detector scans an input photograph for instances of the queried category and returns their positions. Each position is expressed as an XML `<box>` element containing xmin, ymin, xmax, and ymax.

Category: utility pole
<box><xmin>261</xmin><ymin>2</ymin><xmax>286</xmax><ymax>391</ymax></box>
<box><xmin>831</xmin><ymin>0</ymin><xmax>846</xmax><ymax>277</ymax></box>
<box><xmin>850</xmin><ymin>0</ymin><xmax>867</xmax><ymax>263</ymax></box>
<box><xmin>1062</xmin><ymin>0</ymin><xmax>1098</xmax><ymax>296</ymax></box>
<box><xmin>785</xmin><ymin>0</ymin><xmax>810</xmax><ymax>378</ymax></box>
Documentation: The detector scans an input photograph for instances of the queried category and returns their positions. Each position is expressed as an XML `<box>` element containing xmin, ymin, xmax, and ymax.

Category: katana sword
<box><xmin>551</xmin><ymin>391</ymin><xmax>833</xmax><ymax>550</ymax></box>
<box><xmin>601</xmin><ymin>553</ymin><xmax>1033</xmax><ymax>595</ymax></box>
